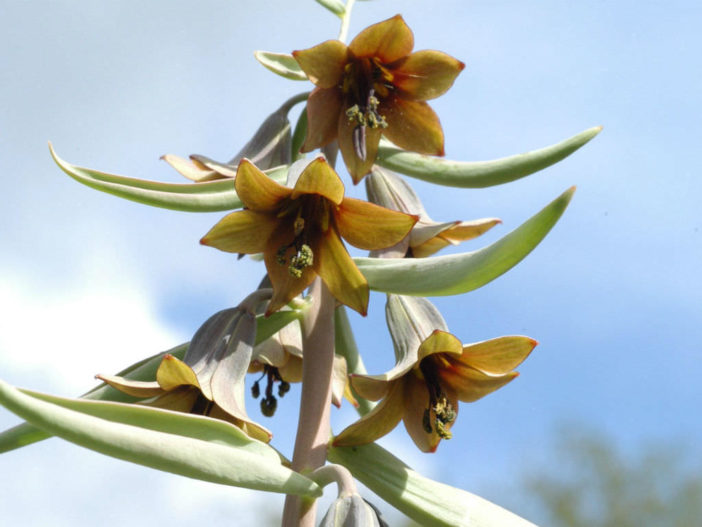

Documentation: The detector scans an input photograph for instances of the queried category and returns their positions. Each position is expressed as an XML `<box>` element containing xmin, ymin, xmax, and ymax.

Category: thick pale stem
<box><xmin>282</xmin><ymin>278</ymin><xmax>336</xmax><ymax>527</ymax></box>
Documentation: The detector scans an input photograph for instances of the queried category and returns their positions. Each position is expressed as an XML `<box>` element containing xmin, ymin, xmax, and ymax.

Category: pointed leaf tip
<box><xmin>355</xmin><ymin>187</ymin><xmax>575</xmax><ymax>296</ymax></box>
<box><xmin>376</xmin><ymin>126</ymin><xmax>601</xmax><ymax>188</ymax></box>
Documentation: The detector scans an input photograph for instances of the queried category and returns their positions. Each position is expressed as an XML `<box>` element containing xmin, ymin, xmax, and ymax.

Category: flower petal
<box><xmin>402</xmin><ymin>374</ymin><xmax>457</xmax><ymax>453</ymax></box>
<box><xmin>315</xmin><ymin>229</ymin><xmax>369</xmax><ymax>316</ymax></box>
<box><xmin>457</xmin><ymin>336</ymin><xmax>537</xmax><ymax>374</ymax></box>
<box><xmin>301</xmin><ymin>87</ymin><xmax>344</xmax><ymax>152</ymax></box>
<box><xmin>350</xmin><ymin>374</ymin><xmax>390</xmax><ymax>402</ymax></box>
<box><xmin>333</xmin><ymin>380</ymin><xmax>405</xmax><ymax>447</ymax></box>
<box><xmin>417</xmin><ymin>330</ymin><xmax>463</xmax><ymax>362</ymax></box>
<box><xmin>293</xmin><ymin>40</ymin><xmax>349</xmax><ymax>88</ymax></box>
<box><xmin>382</xmin><ymin>98</ymin><xmax>444</xmax><ymax>156</ymax></box>
<box><xmin>292</xmin><ymin>157</ymin><xmax>345</xmax><ymax>205</ymax></box>
<box><xmin>337</xmin><ymin>112</ymin><xmax>382</xmax><ymax>183</ymax></box>
<box><xmin>235</xmin><ymin>159</ymin><xmax>291</xmax><ymax>212</ymax></box>
<box><xmin>264</xmin><ymin>225</ymin><xmax>318</xmax><ymax>315</ymax></box>
<box><xmin>95</xmin><ymin>374</ymin><xmax>163</xmax><ymax>399</ymax></box>
<box><xmin>349</xmin><ymin>15</ymin><xmax>414</xmax><ymax>63</ymax></box>
<box><xmin>335</xmin><ymin>197</ymin><xmax>416</xmax><ymax>250</ymax></box>
<box><xmin>156</xmin><ymin>355</ymin><xmax>201</xmax><ymax>391</ymax></box>
<box><xmin>200</xmin><ymin>210</ymin><xmax>278</xmax><ymax>254</ymax></box>
<box><xmin>439</xmin><ymin>362</ymin><xmax>518</xmax><ymax>403</ymax></box>
<box><xmin>392</xmin><ymin>50</ymin><xmax>465</xmax><ymax>101</ymax></box>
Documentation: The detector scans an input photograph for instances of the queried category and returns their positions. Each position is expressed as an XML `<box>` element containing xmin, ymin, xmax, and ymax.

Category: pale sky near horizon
<box><xmin>1</xmin><ymin>1</ymin><xmax>700</xmax><ymax>525</ymax></box>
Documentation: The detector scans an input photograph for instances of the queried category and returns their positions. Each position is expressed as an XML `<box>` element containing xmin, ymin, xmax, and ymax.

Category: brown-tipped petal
<box><xmin>161</xmin><ymin>154</ymin><xmax>220</xmax><ymax>182</ymax></box>
<box><xmin>235</xmin><ymin>159</ymin><xmax>291</xmax><ymax>212</ymax></box>
<box><xmin>142</xmin><ymin>387</ymin><xmax>200</xmax><ymax>413</ymax></box>
<box><xmin>293</xmin><ymin>40</ymin><xmax>349</xmax><ymax>88</ymax></box>
<box><xmin>382</xmin><ymin>98</ymin><xmax>445</xmax><ymax>156</ymax></box>
<box><xmin>264</xmin><ymin>226</ymin><xmax>318</xmax><ymax>315</ymax></box>
<box><xmin>301</xmin><ymin>87</ymin><xmax>344</xmax><ymax>152</ymax></box>
<box><xmin>439</xmin><ymin>363</ymin><xmax>518</xmax><ymax>403</ymax></box>
<box><xmin>350</xmin><ymin>373</ymin><xmax>391</xmax><ymax>402</ymax></box>
<box><xmin>336</xmin><ymin>197</ymin><xmax>417</xmax><ymax>250</ymax></box>
<box><xmin>292</xmin><ymin>157</ymin><xmax>345</xmax><ymax>205</ymax></box>
<box><xmin>440</xmin><ymin>218</ymin><xmax>502</xmax><ymax>244</ymax></box>
<box><xmin>410</xmin><ymin>218</ymin><xmax>501</xmax><ymax>258</ymax></box>
<box><xmin>95</xmin><ymin>374</ymin><xmax>164</xmax><ymax>399</ymax></box>
<box><xmin>410</xmin><ymin>236</ymin><xmax>451</xmax><ymax>258</ymax></box>
<box><xmin>456</xmin><ymin>336</ymin><xmax>538</xmax><ymax>374</ymax></box>
<box><xmin>207</xmin><ymin>405</ymin><xmax>273</xmax><ymax>443</ymax></box>
<box><xmin>337</xmin><ymin>113</ymin><xmax>382</xmax><ymax>184</ymax></box>
<box><xmin>156</xmin><ymin>354</ymin><xmax>201</xmax><ymax>391</ymax></box>
<box><xmin>417</xmin><ymin>330</ymin><xmax>463</xmax><ymax>362</ymax></box>
<box><xmin>315</xmin><ymin>229</ymin><xmax>369</xmax><ymax>316</ymax></box>
<box><xmin>333</xmin><ymin>380</ymin><xmax>405</xmax><ymax>447</ymax></box>
<box><xmin>402</xmin><ymin>375</ymin><xmax>457</xmax><ymax>453</ymax></box>
<box><xmin>392</xmin><ymin>50</ymin><xmax>465</xmax><ymax>101</ymax></box>
<box><xmin>349</xmin><ymin>15</ymin><xmax>414</xmax><ymax>63</ymax></box>
<box><xmin>201</xmin><ymin>210</ymin><xmax>278</xmax><ymax>254</ymax></box>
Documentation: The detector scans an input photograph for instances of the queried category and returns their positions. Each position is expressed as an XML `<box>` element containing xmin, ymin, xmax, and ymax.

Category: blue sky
<box><xmin>1</xmin><ymin>1</ymin><xmax>700</xmax><ymax>525</ymax></box>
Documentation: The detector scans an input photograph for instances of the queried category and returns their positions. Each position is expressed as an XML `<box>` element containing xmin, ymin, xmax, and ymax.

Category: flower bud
<box><xmin>318</xmin><ymin>494</ymin><xmax>383</xmax><ymax>527</ymax></box>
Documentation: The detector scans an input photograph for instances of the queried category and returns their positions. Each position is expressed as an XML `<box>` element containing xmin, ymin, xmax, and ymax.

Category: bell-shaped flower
<box><xmin>365</xmin><ymin>167</ymin><xmax>501</xmax><ymax>258</ymax></box>
<box><xmin>201</xmin><ymin>158</ymin><xmax>417</xmax><ymax>316</ymax></box>
<box><xmin>98</xmin><ymin>303</ymin><xmax>271</xmax><ymax>443</ymax></box>
<box><xmin>250</xmin><ymin>320</ymin><xmax>357</xmax><ymax>412</ymax></box>
<box><xmin>293</xmin><ymin>15</ymin><xmax>464</xmax><ymax>183</ymax></box>
<box><xmin>333</xmin><ymin>295</ymin><xmax>536</xmax><ymax>452</ymax></box>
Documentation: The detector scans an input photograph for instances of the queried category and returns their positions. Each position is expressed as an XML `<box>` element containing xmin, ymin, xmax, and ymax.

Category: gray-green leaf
<box><xmin>376</xmin><ymin>127</ymin><xmax>601</xmax><ymax>188</ymax></box>
<box><xmin>254</xmin><ymin>51</ymin><xmax>308</xmax><ymax>81</ymax></box>
<box><xmin>354</xmin><ymin>187</ymin><xmax>574</xmax><ymax>296</ymax></box>
<box><xmin>0</xmin><ymin>379</ymin><xmax>321</xmax><ymax>496</ymax></box>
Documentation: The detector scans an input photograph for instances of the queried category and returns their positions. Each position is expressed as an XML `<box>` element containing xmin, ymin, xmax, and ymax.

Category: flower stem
<box><xmin>338</xmin><ymin>0</ymin><xmax>357</xmax><ymax>43</ymax></box>
<box><xmin>282</xmin><ymin>278</ymin><xmax>336</xmax><ymax>527</ymax></box>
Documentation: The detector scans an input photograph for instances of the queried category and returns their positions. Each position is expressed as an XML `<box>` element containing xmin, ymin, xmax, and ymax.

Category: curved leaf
<box><xmin>329</xmin><ymin>443</ymin><xmax>537</xmax><ymax>527</ymax></box>
<box><xmin>0</xmin><ymin>310</ymin><xmax>303</xmax><ymax>454</ymax></box>
<box><xmin>376</xmin><ymin>126</ymin><xmax>601</xmax><ymax>188</ymax></box>
<box><xmin>50</xmin><ymin>143</ymin><xmax>287</xmax><ymax>212</ymax></box>
<box><xmin>354</xmin><ymin>187</ymin><xmax>574</xmax><ymax>296</ymax></box>
<box><xmin>0</xmin><ymin>380</ymin><xmax>320</xmax><ymax>496</ymax></box>
<box><xmin>254</xmin><ymin>51</ymin><xmax>308</xmax><ymax>81</ymax></box>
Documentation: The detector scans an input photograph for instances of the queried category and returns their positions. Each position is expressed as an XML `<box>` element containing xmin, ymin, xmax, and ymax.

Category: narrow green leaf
<box><xmin>254</xmin><ymin>51</ymin><xmax>308</xmax><ymax>81</ymax></box>
<box><xmin>50</xmin><ymin>143</ymin><xmax>287</xmax><ymax>212</ymax></box>
<box><xmin>354</xmin><ymin>187</ymin><xmax>575</xmax><ymax>296</ymax></box>
<box><xmin>329</xmin><ymin>443</ymin><xmax>537</xmax><ymax>527</ymax></box>
<box><xmin>376</xmin><ymin>127</ymin><xmax>601</xmax><ymax>188</ymax></box>
<box><xmin>21</xmin><ymin>388</ymin><xmax>286</xmax><ymax>463</ymax></box>
<box><xmin>314</xmin><ymin>0</ymin><xmax>346</xmax><ymax>16</ymax></box>
<box><xmin>0</xmin><ymin>380</ymin><xmax>320</xmax><ymax>496</ymax></box>
<box><xmin>0</xmin><ymin>311</ymin><xmax>302</xmax><ymax>454</ymax></box>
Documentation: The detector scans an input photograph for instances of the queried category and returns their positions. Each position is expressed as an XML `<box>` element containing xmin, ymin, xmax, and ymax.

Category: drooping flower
<box><xmin>333</xmin><ymin>295</ymin><xmax>536</xmax><ymax>452</ymax></box>
<box><xmin>249</xmin><ymin>320</ymin><xmax>358</xmax><ymax>412</ymax></box>
<box><xmin>201</xmin><ymin>157</ymin><xmax>417</xmax><ymax>316</ymax></box>
<box><xmin>97</xmin><ymin>305</ymin><xmax>271</xmax><ymax>443</ymax></box>
<box><xmin>365</xmin><ymin>167</ymin><xmax>501</xmax><ymax>257</ymax></box>
<box><xmin>293</xmin><ymin>15</ymin><xmax>465</xmax><ymax>183</ymax></box>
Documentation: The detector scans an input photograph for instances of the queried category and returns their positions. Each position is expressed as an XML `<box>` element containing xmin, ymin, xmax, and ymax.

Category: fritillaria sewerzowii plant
<box><xmin>0</xmin><ymin>1</ymin><xmax>601</xmax><ymax>526</ymax></box>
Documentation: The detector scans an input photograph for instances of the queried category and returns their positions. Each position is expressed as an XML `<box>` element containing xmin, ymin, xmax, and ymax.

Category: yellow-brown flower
<box><xmin>333</xmin><ymin>295</ymin><xmax>536</xmax><ymax>452</ymax></box>
<box><xmin>200</xmin><ymin>158</ymin><xmax>417</xmax><ymax>316</ymax></box>
<box><xmin>293</xmin><ymin>15</ymin><xmax>465</xmax><ymax>183</ymax></box>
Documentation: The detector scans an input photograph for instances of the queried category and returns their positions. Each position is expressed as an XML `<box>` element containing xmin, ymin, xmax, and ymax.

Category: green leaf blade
<box><xmin>329</xmin><ymin>443</ymin><xmax>537</xmax><ymax>527</ymax></box>
<box><xmin>254</xmin><ymin>51</ymin><xmax>308</xmax><ymax>81</ymax></box>
<box><xmin>376</xmin><ymin>127</ymin><xmax>601</xmax><ymax>188</ymax></box>
<box><xmin>354</xmin><ymin>187</ymin><xmax>575</xmax><ymax>296</ymax></box>
<box><xmin>0</xmin><ymin>380</ymin><xmax>320</xmax><ymax>497</ymax></box>
<box><xmin>50</xmin><ymin>143</ymin><xmax>287</xmax><ymax>212</ymax></box>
